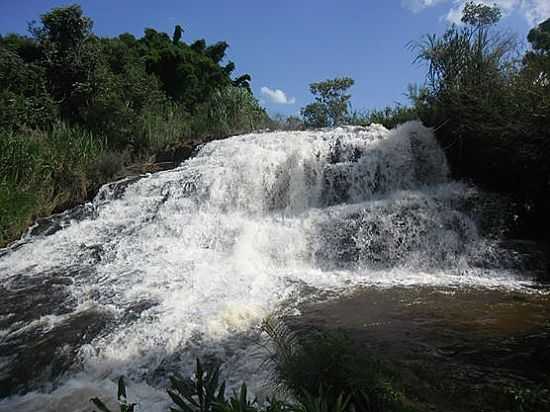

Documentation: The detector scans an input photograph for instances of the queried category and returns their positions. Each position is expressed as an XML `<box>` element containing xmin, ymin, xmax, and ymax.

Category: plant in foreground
<box><xmin>91</xmin><ymin>376</ymin><xmax>136</xmax><ymax>412</ymax></box>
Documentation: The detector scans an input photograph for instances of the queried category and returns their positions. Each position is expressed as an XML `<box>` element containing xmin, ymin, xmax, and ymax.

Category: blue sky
<box><xmin>1</xmin><ymin>0</ymin><xmax>547</xmax><ymax>116</ymax></box>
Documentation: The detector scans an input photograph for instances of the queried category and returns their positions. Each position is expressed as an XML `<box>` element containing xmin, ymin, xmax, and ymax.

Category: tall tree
<box><xmin>301</xmin><ymin>77</ymin><xmax>354</xmax><ymax>127</ymax></box>
<box><xmin>32</xmin><ymin>4</ymin><xmax>100</xmax><ymax>121</ymax></box>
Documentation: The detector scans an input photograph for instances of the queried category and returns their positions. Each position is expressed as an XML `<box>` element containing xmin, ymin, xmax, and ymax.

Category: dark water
<box><xmin>296</xmin><ymin>286</ymin><xmax>550</xmax><ymax>411</ymax></box>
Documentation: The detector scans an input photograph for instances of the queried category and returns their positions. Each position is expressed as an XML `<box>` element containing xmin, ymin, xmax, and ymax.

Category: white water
<box><xmin>0</xmin><ymin>122</ymin><xmax>542</xmax><ymax>411</ymax></box>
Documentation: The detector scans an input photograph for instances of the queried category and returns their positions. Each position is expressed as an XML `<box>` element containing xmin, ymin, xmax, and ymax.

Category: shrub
<box><xmin>348</xmin><ymin>105</ymin><xmax>418</xmax><ymax>129</ymax></box>
<box><xmin>261</xmin><ymin>316</ymin><xmax>408</xmax><ymax>412</ymax></box>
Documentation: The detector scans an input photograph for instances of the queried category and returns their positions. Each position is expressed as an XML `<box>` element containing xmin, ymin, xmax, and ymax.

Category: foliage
<box><xmin>461</xmin><ymin>1</ymin><xmax>501</xmax><ymax>27</ymax></box>
<box><xmin>189</xmin><ymin>86</ymin><xmax>270</xmax><ymax>139</ymax></box>
<box><xmin>0</xmin><ymin>124</ymin><xmax>108</xmax><ymax>245</ymax></box>
<box><xmin>0</xmin><ymin>45</ymin><xmax>56</xmax><ymax>130</ymax></box>
<box><xmin>261</xmin><ymin>316</ymin><xmax>409</xmax><ymax>412</ymax></box>
<box><xmin>301</xmin><ymin>77</ymin><xmax>354</xmax><ymax>127</ymax></box>
<box><xmin>411</xmin><ymin>1</ymin><xmax>550</xmax><ymax>240</ymax></box>
<box><xmin>91</xmin><ymin>357</ymin><xmax>410</xmax><ymax>412</ymax></box>
<box><xmin>300</xmin><ymin>102</ymin><xmax>330</xmax><ymax>129</ymax></box>
<box><xmin>77</xmin><ymin>327</ymin><xmax>550</xmax><ymax>412</ymax></box>
<box><xmin>91</xmin><ymin>377</ymin><xmax>136</xmax><ymax>412</ymax></box>
<box><xmin>268</xmin><ymin>114</ymin><xmax>305</xmax><ymax>131</ymax></box>
<box><xmin>137</xmin><ymin>27</ymin><xmax>238</xmax><ymax>111</ymax></box>
<box><xmin>33</xmin><ymin>5</ymin><xmax>101</xmax><ymax>121</ymax></box>
<box><xmin>348</xmin><ymin>105</ymin><xmax>417</xmax><ymax>129</ymax></box>
<box><xmin>168</xmin><ymin>359</ymin><xmax>227</xmax><ymax>412</ymax></box>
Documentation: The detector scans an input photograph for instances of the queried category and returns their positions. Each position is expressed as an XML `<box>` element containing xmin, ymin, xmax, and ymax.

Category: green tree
<box><xmin>301</xmin><ymin>77</ymin><xmax>354</xmax><ymax>128</ymax></box>
<box><xmin>137</xmin><ymin>27</ymin><xmax>249</xmax><ymax>111</ymax></box>
<box><xmin>173</xmin><ymin>24</ymin><xmax>184</xmax><ymax>44</ymax></box>
<box><xmin>461</xmin><ymin>1</ymin><xmax>501</xmax><ymax>27</ymax></box>
<box><xmin>0</xmin><ymin>43</ymin><xmax>55</xmax><ymax>130</ymax></box>
<box><xmin>524</xmin><ymin>18</ymin><xmax>550</xmax><ymax>85</ymax></box>
<box><xmin>32</xmin><ymin>4</ymin><xmax>100</xmax><ymax>121</ymax></box>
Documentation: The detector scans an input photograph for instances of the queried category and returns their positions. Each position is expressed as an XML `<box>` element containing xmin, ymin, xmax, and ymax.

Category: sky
<box><xmin>1</xmin><ymin>0</ymin><xmax>548</xmax><ymax>116</ymax></box>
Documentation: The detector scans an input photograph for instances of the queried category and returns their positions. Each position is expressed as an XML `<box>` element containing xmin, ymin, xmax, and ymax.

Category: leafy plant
<box><xmin>168</xmin><ymin>358</ymin><xmax>227</xmax><ymax>412</ymax></box>
<box><xmin>216</xmin><ymin>384</ymin><xmax>258</xmax><ymax>412</ymax></box>
<box><xmin>90</xmin><ymin>377</ymin><xmax>136</xmax><ymax>412</ymax></box>
<box><xmin>261</xmin><ymin>316</ymin><xmax>407</xmax><ymax>412</ymax></box>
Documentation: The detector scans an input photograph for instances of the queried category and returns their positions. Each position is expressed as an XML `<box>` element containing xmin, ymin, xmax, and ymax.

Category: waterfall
<box><xmin>0</xmin><ymin>122</ymin><xmax>542</xmax><ymax>411</ymax></box>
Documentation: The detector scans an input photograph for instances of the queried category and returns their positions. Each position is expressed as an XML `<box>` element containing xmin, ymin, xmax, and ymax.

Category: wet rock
<box><xmin>0</xmin><ymin>309</ymin><xmax>113</xmax><ymax>397</ymax></box>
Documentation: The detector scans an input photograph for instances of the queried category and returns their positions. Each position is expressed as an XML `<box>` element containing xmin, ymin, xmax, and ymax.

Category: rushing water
<box><xmin>0</xmin><ymin>122</ymin><xmax>545</xmax><ymax>411</ymax></box>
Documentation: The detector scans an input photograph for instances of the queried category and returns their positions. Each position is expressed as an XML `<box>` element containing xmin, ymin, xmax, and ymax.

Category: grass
<box><xmin>0</xmin><ymin>124</ymin><xmax>107</xmax><ymax>245</ymax></box>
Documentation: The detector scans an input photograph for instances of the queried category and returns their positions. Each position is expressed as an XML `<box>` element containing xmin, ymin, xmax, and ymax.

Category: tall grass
<box><xmin>0</xmin><ymin>124</ymin><xmax>108</xmax><ymax>246</ymax></box>
<box><xmin>136</xmin><ymin>103</ymin><xmax>191</xmax><ymax>154</ymax></box>
<box><xmin>190</xmin><ymin>86</ymin><xmax>270</xmax><ymax>139</ymax></box>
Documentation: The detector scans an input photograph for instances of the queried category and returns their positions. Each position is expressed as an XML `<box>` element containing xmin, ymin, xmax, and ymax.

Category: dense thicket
<box><xmin>412</xmin><ymin>2</ymin><xmax>550</xmax><ymax>241</ymax></box>
<box><xmin>0</xmin><ymin>5</ymin><xmax>269</xmax><ymax>247</ymax></box>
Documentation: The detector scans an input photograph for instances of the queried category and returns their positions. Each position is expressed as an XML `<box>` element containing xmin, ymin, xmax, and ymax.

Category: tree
<box><xmin>527</xmin><ymin>18</ymin><xmax>550</xmax><ymax>53</ymax></box>
<box><xmin>137</xmin><ymin>28</ymin><xmax>250</xmax><ymax>111</ymax></box>
<box><xmin>461</xmin><ymin>1</ymin><xmax>501</xmax><ymax>27</ymax></box>
<box><xmin>172</xmin><ymin>25</ymin><xmax>183</xmax><ymax>44</ymax></box>
<box><xmin>301</xmin><ymin>102</ymin><xmax>330</xmax><ymax>128</ymax></box>
<box><xmin>32</xmin><ymin>4</ymin><xmax>100</xmax><ymax>121</ymax></box>
<box><xmin>524</xmin><ymin>18</ymin><xmax>550</xmax><ymax>86</ymax></box>
<box><xmin>301</xmin><ymin>77</ymin><xmax>354</xmax><ymax>128</ymax></box>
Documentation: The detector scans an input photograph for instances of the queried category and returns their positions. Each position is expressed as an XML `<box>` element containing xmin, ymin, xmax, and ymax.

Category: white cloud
<box><xmin>445</xmin><ymin>4</ymin><xmax>463</xmax><ymax>24</ymax></box>
<box><xmin>522</xmin><ymin>0</ymin><xmax>550</xmax><ymax>25</ymax></box>
<box><xmin>260</xmin><ymin>87</ymin><xmax>296</xmax><ymax>105</ymax></box>
<box><xmin>401</xmin><ymin>0</ymin><xmax>446</xmax><ymax>13</ymax></box>
<box><xmin>403</xmin><ymin>0</ymin><xmax>550</xmax><ymax>26</ymax></box>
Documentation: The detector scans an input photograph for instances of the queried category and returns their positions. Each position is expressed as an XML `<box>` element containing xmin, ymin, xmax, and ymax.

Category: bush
<box><xmin>91</xmin><ymin>352</ymin><xmax>412</xmax><ymax>412</ymax></box>
<box><xmin>190</xmin><ymin>86</ymin><xmax>270</xmax><ymax>139</ymax></box>
<box><xmin>261</xmin><ymin>317</ymin><xmax>409</xmax><ymax>412</ymax></box>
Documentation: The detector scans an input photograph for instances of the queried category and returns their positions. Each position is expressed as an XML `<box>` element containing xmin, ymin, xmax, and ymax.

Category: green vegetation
<box><xmin>410</xmin><ymin>1</ymin><xmax>550</xmax><ymax>241</ymax></box>
<box><xmin>347</xmin><ymin>104</ymin><xmax>418</xmax><ymax>130</ymax></box>
<box><xmin>261</xmin><ymin>317</ymin><xmax>412</xmax><ymax>412</ymax></box>
<box><xmin>89</xmin><ymin>321</ymin><xmax>550</xmax><ymax>412</ymax></box>
<box><xmin>299</xmin><ymin>77</ymin><xmax>419</xmax><ymax>129</ymax></box>
<box><xmin>301</xmin><ymin>77</ymin><xmax>355</xmax><ymax>128</ymax></box>
<box><xmin>0</xmin><ymin>4</ymin><xmax>269</xmax><ymax>247</ymax></box>
<box><xmin>90</xmin><ymin>325</ymin><xmax>416</xmax><ymax>412</ymax></box>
